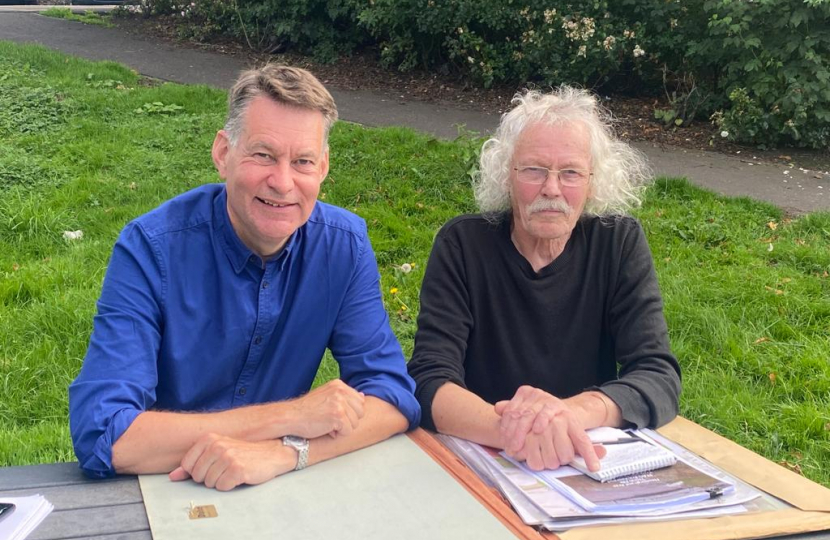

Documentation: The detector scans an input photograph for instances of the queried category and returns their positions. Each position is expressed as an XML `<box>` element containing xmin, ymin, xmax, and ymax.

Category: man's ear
<box><xmin>212</xmin><ymin>130</ymin><xmax>231</xmax><ymax>179</ymax></box>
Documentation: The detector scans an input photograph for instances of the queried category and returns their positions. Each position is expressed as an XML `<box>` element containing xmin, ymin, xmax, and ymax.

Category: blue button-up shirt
<box><xmin>69</xmin><ymin>183</ymin><xmax>420</xmax><ymax>478</ymax></box>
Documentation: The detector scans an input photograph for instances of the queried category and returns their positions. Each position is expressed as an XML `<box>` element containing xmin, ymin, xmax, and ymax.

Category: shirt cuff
<box><xmin>353</xmin><ymin>378</ymin><xmax>422</xmax><ymax>430</ymax></box>
<box><xmin>595</xmin><ymin>383</ymin><xmax>651</xmax><ymax>429</ymax></box>
<box><xmin>78</xmin><ymin>407</ymin><xmax>143</xmax><ymax>479</ymax></box>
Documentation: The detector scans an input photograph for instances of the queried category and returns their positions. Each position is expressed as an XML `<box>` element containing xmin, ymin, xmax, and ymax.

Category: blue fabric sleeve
<box><xmin>68</xmin><ymin>223</ymin><xmax>163</xmax><ymax>478</ymax></box>
<box><xmin>328</xmin><ymin>228</ymin><xmax>421</xmax><ymax>429</ymax></box>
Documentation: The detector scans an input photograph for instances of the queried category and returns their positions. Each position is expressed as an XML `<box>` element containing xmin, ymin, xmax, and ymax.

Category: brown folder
<box><xmin>410</xmin><ymin>416</ymin><xmax>830</xmax><ymax>540</ymax></box>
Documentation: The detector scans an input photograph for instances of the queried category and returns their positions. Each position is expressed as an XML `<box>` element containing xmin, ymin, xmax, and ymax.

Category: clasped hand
<box><xmin>283</xmin><ymin>379</ymin><xmax>366</xmax><ymax>439</ymax></box>
<box><xmin>495</xmin><ymin>386</ymin><xmax>605</xmax><ymax>472</ymax></box>
<box><xmin>169</xmin><ymin>380</ymin><xmax>365</xmax><ymax>490</ymax></box>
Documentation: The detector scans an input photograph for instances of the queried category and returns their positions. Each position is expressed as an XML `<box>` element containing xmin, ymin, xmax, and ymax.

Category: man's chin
<box><xmin>524</xmin><ymin>220</ymin><xmax>574</xmax><ymax>239</ymax></box>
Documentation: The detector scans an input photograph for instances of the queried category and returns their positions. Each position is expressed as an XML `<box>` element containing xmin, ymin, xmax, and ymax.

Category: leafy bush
<box><xmin>699</xmin><ymin>0</ymin><xmax>830</xmax><ymax>149</ymax></box>
<box><xmin>356</xmin><ymin>0</ymin><xmax>652</xmax><ymax>90</ymax></box>
<box><xmin>154</xmin><ymin>0</ymin><xmax>367</xmax><ymax>62</ymax></box>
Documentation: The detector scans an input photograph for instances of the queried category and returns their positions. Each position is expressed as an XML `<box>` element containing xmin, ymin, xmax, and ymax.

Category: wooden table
<box><xmin>2</xmin><ymin>461</ymin><xmax>830</xmax><ymax>540</ymax></box>
<box><xmin>0</xmin><ymin>462</ymin><xmax>149</xmax><ymax>540</ymax></box>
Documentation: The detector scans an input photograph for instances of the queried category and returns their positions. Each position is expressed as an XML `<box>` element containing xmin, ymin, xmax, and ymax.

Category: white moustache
<box><xmin>526</xmin><ymin>198</ymin><xmax>573</xmax><ymax>215</ymax></box>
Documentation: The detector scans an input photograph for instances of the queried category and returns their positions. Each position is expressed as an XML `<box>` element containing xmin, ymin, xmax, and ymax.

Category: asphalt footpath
<box><xmin>1</xmin><ymin>9</ymin><xmax>828</xmax><ymax>214</ymax></box>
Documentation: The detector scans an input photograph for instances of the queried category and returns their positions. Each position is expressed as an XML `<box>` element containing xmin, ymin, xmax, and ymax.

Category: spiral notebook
<box><xmin>570</xmin><ymin>431</ymin><xmax>677</xmax><ymax>482</ymax></box>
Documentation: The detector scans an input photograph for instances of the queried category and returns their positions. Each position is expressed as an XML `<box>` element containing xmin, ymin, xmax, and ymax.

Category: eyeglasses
<box><xmin>513</xmin><ymin>166</ymin><xmax>592</xmax><ymax>187</ymax></box>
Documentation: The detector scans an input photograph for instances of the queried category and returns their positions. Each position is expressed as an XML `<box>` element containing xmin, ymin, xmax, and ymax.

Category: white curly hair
<box><xmin>474</xmin><ymin>87</ymin><xmax>651</xmax><ymax>216</ymax></box>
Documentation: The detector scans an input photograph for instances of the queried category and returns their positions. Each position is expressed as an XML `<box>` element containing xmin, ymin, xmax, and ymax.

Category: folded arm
<box><xmin>112</xmin><ymin>378</ymin><xmax>372</xmax><ymax>474</ymax></box>
<box><xmin>166</xmin><ymin>396</ymin><xmax>407</xmax><ymax>491</ymax></box>
<box><xmin>432</xmin><ymin>382</ymin><xmax>615</xmax><ymax>471</ymax></box>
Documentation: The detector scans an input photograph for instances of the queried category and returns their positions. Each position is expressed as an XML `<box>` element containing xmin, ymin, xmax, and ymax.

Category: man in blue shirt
<box><xmin>69</xmin><ymin>65</ymin><xmax>420</xmax><ymax>491</ymax></box>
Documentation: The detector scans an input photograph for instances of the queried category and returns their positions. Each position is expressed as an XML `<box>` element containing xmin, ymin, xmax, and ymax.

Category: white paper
<box><xmin>0</xmin><ymin>494</ymin><xmax>54</xmax><ymax>540</ymax></box>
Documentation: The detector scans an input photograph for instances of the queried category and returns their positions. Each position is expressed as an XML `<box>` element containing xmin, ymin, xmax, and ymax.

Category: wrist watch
<box><xmin>282</xmin><ymin>435</ymin><xmax>309</xmax><ymax>471</ymax></box>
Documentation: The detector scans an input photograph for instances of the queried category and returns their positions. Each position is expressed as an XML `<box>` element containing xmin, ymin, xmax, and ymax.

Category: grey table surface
<box><xmin>1</xmin><ymin>461</ymin><xmax>829</xmax><ymax>540</ymax></box>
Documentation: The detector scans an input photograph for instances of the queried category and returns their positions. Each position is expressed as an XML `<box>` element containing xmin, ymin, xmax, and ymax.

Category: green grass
<box><xmin>40</xmin><ymin>8</ymin><xmax>113</xmax><ymax>27</ymax></box>
<box><xmin>1</xmin><ymin>41</ymin><xmax>828</xmax><ymax>486</ymax></box>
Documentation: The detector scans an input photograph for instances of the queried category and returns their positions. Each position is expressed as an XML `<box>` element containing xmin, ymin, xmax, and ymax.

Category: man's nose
<box><xmin>539</xmin><ymin>170</ymin><xmax>563</xmax><ymax>197</ymax></box>
<box><xmin>266</xmin><ymin>161</ymin><xmax>294</xmax><ymax>194</ymax></box>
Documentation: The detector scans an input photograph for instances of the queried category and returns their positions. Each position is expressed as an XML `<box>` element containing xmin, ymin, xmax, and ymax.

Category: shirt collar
<box><xmin>214</xmin><ymin>185</ymin><xmax>300</xmax><ymax>274</ymax></box>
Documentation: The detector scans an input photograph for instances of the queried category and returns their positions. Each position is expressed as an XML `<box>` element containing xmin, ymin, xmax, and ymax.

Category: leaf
<box><xmin>767</xmin><ymin>221</ymin><xmax>778</xmax><ymax>230</ymax></box>
<box><xmin>768</xmin><ymin>372</ymin><xmax>777</xmax><ymax>383</ymax></box>
<box><xmin>778</xmin><ymin>460</ymin><xmax>803</xmax><ymax>476</ymax></box>
<box><xmin>753</xmin><ymin>337</ymin><xmax>770</xmax><ymax>344</ymax></box>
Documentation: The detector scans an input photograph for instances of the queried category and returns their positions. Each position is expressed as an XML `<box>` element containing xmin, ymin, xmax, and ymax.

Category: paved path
<box><xmin>1</xmin><ymin>9</ymin><xmax>827</xmax><ymax>214</ymax></box>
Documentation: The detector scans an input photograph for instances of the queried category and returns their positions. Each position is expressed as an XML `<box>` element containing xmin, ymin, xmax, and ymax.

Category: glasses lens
<box><xmin>517</xmin><ymin>167</ymin><xmax>548</xmax><ymax>184</ymax></box>
<box><xmin>559</xmin><ymin>169</ymin><xmax>589</xmax><ymax>186</ymax></box>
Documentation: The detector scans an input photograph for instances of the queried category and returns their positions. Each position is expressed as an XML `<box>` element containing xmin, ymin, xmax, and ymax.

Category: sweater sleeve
<box><xmin>598</xmin><ymin>219</ymin><xmax>681</xmax><ymax>428</ymax></box>
<box><xmin>407</xmin><ymin>227</ymin><xmax>472</xmax><ymax>430</ymax></box>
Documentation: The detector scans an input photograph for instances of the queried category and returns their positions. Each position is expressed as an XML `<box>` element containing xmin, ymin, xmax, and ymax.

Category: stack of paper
<box><xmin>0</xmin><ymin>495</ymin><xmax>54</xmax><ymax>540</ymax></box>
<box><xmin>438</xmin><ymin>428</ymin><xmax>772</xmax><ymax>532</ymax></box>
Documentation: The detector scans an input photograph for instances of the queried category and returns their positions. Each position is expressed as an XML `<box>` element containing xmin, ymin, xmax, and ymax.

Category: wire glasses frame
<box><xmin>513</xmin><ymin>166</ymin><xmax>592</xmax><ymax>187</ymax></box>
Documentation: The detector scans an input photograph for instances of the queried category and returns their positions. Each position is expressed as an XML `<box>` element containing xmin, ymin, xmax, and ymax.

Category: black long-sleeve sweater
<box><xmin>408</xmin><ymin>213</ymin><xmax>681</xmax><ymax>431</ymax></box>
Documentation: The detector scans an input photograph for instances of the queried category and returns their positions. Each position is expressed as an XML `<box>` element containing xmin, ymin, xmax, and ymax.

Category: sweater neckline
<box><xmin>499</xmin><ymin>214</ymin><xmax>581</xmax><ymax>279</ymax></box>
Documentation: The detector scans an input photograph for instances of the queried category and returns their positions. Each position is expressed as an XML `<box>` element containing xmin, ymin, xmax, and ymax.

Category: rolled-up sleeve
<box><xmin>68</xmin><ymin>223</ymin><xmax>163</xmax><ymax>478</ymax></box>
<box><xmin>327</xmin><ymin>227</ymin><xmax>421</xmax><ymax>429</ymax></box>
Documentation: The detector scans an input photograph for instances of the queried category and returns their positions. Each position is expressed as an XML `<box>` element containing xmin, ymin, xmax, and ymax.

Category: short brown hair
<box><xmin>224</xmin><ymin>64</ymin><xmax>338</xmax><ymax>147</ymax></box>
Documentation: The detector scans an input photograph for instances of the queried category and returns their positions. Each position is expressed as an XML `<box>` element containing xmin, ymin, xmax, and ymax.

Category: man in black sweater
<box><xmin>408</xmin><ymin>87</ymin><xmax>681</xmax><ymax>473</ymax></box>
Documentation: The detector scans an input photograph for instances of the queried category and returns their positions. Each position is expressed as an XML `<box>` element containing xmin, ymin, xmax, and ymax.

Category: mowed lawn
<box><xmin>1</xmin><ymin>42</ymin><xmax>828</xmax><ymax>486</ymax></box>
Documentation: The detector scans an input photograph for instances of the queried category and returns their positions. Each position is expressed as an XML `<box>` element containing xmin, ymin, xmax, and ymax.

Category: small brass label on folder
<box><xmin>188</xmin><ymin>503</ymin><xmax>218</xmax><ymax>519</ymax></box>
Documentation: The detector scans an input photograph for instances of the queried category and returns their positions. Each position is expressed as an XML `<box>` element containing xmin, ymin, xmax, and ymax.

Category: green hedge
<box><xmin>138</xmin><ymin>0</ymin><xmax>830</xmax><ymax>149</ymax></box>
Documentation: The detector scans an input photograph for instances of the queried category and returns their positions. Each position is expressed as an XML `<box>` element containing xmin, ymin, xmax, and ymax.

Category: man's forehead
<box><xmin>513</xmin><ymin>122</ymin><xmax>591</xmax><ymax>159</ymax></box>
<box><xmin>246</xmin><ymin>138</ymin><xmax>322</xmax><ymax>156</ymax></box>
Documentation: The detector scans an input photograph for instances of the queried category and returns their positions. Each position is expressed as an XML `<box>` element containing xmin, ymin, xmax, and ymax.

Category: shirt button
<box><xmin>262</xmin><ymin>281</ymin><xmax>269</xmax><ymax>289</ymax></box>
<box><xmin>238</xmin><ymin>387</ymin><xmax>247</xmax><ymax>396</ymax></box>
<box><xmin>254</xmin><ymin>335</ymin><xmax>262</xmax><ymax>345</ymax></box>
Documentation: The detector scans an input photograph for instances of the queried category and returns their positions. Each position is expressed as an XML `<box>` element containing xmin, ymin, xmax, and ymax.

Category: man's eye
<box><xmin>561</xmin><ymin>169</ymin><xmax>582</xmax><ymax>179</ymax></box>
<box><xmin>295</xmin><ymin>159</ymin><xmax>317</xmax><ymax>171</ymax></box>
<box><xmin>253</xmin><ymin>153</ymin><xmax>273</xmax><ymax>162</ymax></box>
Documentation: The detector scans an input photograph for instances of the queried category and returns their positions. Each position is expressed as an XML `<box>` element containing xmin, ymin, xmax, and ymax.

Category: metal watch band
<box><xmin>282</xmin><ymin>435</ymin><xmax>309</xmax><ymax>471</ymax></box>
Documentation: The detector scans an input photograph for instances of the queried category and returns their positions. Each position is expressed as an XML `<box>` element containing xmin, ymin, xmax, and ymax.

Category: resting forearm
<box><xmin>431</xmin><ymin>382</ymin><xmax>503</xmax><ymax>449</ymax></box>
<box><xmin>305</xmin><ymin>397</ymin><xmax>407</xmax><ymax>466</ymax></box>
<box><xmin>565</xmin><ymin>391</ymin><xmax>623</xmax><ymax>429</ymax></box>
<box><xmin>112</xmin><ymin>402</ymin><xmax>298</xmax><ymax>474</ymax></box>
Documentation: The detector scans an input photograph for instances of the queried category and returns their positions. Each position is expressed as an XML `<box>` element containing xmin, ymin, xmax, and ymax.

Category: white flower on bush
<box><xmin>577</xmin><ymin>45</ymin><xmax>587</xmax><ymax>57</ymax></box>
<box><xmin>721</xmin><ymin>130</ymin><xmax>729</xmax><ymax>138</ymax></box>
<box><xmin>562</xmin><ymin>17</ymin><xmax>595</xmax><ymax>41</ymax></box>
<box><xmin>467</xmin><ymin>56</ymin><xmax>475</xmax><ymax>64</ymax></box>
<box><xmin>633</xmin><ymin>45</ymin><xmax>645</xmax><ymax>57</ymax></box>
<box><xmin>603</xmin><ymin>36</ymin><xmax>616</xmax><ymax>50</ymax></box>
<box><xmin>623</xmin><ymin>29</ymin><xmax>635</xmax><ymax>39</ymax></box>
<box><xmin>543</xmin><ymin>8</ymin><xmax>557</xmax><ymax>24</ymax></box>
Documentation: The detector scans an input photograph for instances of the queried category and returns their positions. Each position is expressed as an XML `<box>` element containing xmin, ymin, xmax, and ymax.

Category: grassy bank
<box><xmin>1</xmin><ymin>41</ymin><xmax>828</xmax><ymax>486</ymax></box>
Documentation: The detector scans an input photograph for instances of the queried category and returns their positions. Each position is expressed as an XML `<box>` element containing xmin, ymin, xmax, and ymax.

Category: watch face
<box><xmin>283</xmin><ymin>436</ymin><xmax>309</xmax><ymax>470</ymax></box>
<box><xmin>284</xmin><ymin>435</ymin><xmax>307</xmax><ymax>449</ymax></box>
